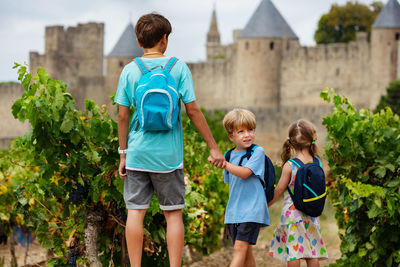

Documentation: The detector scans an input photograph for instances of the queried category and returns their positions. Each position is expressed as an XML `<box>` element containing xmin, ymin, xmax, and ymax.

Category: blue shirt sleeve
<box><xmin>114</xmin><ymin>67</ymin><xmax>132</xmax><ymax>107</ymax></box>
<box><xmin>244</xmin><ymin>146</ymin><xmax>265</xmax><ymax>180</ymax></box>
<box><xmin>176</xmin><ymin>62</ymin><xmax>196</xmax><ymax>104</ymax></box>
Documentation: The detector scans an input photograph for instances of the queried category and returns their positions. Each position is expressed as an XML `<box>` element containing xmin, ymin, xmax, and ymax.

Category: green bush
<box><xmin>375</xmin><ymin>80</ymin><xmax>400</xmax><ymax>115</ymax></box>
<box><xmin>321</xmin><ymin>88</ymin><xmax>400</xmax><ymax>266</ymax></box>
<box><xmin>0</xmin><ymin>64</ymin><xmax>229</xmax><ymax>266</ymax></box>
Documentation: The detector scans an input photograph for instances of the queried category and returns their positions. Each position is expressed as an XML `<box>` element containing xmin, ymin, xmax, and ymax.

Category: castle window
<box><xmin>336</xmin><ymin>68</ymin><xmax>340</xmax><ymax>76</ymax></box>
<box><xmin>396</xmin><ymin>33</ymin><xmax>400</xmax><ymax>41</ymax></box>
<box><xmin>245</xmin><ymin>42</ymin><xmax>249</xmax><ymax>50</ymax></box>
<box><xmin>119</xmin><ymin>61</ymin><xmax>124</xmax><ymax>67</ymax></box>
<box><xmin>270</xmin><ymin>42</ymin><xmax>274</xmax><ymax>50</ymax></box>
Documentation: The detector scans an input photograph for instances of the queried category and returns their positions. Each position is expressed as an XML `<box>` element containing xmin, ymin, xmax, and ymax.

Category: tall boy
<box><xmin>222</xmin><ymin>109</ymin><xmax>270</xmax><ymax>267</ymax></box>
<box><xmin>115</xmin><ymin>13</ymin><xmax>225</xmax><ymax>267</ymax></box>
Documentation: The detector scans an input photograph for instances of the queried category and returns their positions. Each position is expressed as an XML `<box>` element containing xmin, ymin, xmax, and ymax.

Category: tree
<box><xmin>375</xmin><ymin>80</ymin><xmax>400</xmax><ymax>115</ymax></box>
<box><xmin>314</xmin><ymin>1</ymin><xmax>383</xmax><ymax>44</ymax></box>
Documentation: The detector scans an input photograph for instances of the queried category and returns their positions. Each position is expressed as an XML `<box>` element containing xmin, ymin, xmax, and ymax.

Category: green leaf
<box><xmin>37</xmin><ymin>68</ymin><xmax>50</xmax><ymax>85</ymax></box>
<box><xmin>60</xmin><ymin>117</ymin><xmax>74</xmax><ymax>133</ymax></box>
<box><xmin>386</xmin><ymin>180</ymin><xmax>400</xmax><ymax>187</ymax></box>
<box><xmin>367</xmin><ymin>205</ymin><xmax>380</xmax><ymax>218</ymax></box>
<box><xmin>373</xmin><ymin>167</ymin><xmax>386</xmax><ymax>178</ymax></box>
<box><xmin>71</xmin><ymin>131</ymin><xmax>81</xmax><ymax>145</ymax></box>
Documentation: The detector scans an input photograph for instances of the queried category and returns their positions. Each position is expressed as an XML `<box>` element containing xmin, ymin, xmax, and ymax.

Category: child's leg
<box><xmin>126</xmin><ymin>209</ymin><xmax>147</xmax><ymax>267</ymax></box>
<box><xmin>305</xmin><ymin>258</ymin><xmax>320</xmax><ymax>267</ymax></box>
<box><xmin>244</xmin><ymin>245</ymin><xmax>256</xmax><ymax>267</ymax></box>
<box><xmin>287</xmin><ymin>259</ymin><xmax>300</xmax><ymax>267</ymax></box>
<box><xmin>230</xmin><ymin>240</ymin><xmax>250</xmax><ymax>267</ymax></box>
<box><xmin>164</xmin><ymin>209</ymin><xmax>184</xmax><ymax>267</ymax></box>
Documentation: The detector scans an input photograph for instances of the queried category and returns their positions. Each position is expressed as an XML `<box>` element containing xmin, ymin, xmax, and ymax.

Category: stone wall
<box><xmin>0</xmin><ymin>84</ymin><xmax>30</xmax><ymax>149</ymax></box>
<box><xmin>30</xmin><ymin>22</ymin><xmax>105</xmax><ymax>110</ymax></box>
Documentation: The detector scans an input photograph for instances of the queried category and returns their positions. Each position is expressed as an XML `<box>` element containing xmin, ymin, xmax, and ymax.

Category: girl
<box><xmin>268</xmin><ymin>119</ymin><xmax>328</xmax><ymax>267</ymax></box>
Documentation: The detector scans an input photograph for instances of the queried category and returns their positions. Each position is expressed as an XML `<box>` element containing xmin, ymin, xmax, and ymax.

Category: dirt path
<box><xmin>0</xmin><ymin>241</ymin><xmax>47</xmax><ymax>267</ymax></box>
<box><xmin>186</xmin><ymin>246</ymin><xmax>338</xmax><ymax>267</ymax></box>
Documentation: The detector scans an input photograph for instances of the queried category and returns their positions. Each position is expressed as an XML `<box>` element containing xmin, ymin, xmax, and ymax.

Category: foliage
<box><xmin>314</xmin><ymin>1</ymin><xmax>383</xmax><ymax>44</ymax></box>
<box><xmin>0</xmin><ymin>64</ymin><xmax>229</xmax><ymax>266</ymax></box>
<box><xmin>320</xmin><ymin>88</ymin><xmax>400</xmax><ymax>266</ymax></box>
<box><xmin>375</xmin><ymin>80</ymin><xmax>400</xmax><ymax>115</ymax></box>
<box><xmin>0</xmin><ymin>81</ymin><xmax>18</xmax><ymax>85</ymax></box>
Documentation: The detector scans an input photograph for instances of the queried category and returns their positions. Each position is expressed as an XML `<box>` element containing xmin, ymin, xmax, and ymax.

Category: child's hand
<box><xmin>119</xmin><ymin>158</ymin><xmax>127</xmax><ymax>179</ymax></box>
<box><xmin>208</xmin><ymin>148</ymin><xmax>226</xmax><ymax>168</ymax></box>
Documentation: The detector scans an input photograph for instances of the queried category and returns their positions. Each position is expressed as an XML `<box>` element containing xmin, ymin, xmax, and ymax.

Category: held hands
<box><xmin>208</xmin><ymin>148</ymin><xmax>226</xmax><ymax>169</ymax></box>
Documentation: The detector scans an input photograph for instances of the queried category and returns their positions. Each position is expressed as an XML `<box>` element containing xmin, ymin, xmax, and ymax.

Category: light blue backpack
<box><xmin>133</xmin><ymin>57</ymin><xmax>180</xmax><ymax>131</ymax></box>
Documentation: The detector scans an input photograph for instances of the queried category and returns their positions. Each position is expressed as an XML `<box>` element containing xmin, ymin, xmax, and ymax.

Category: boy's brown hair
<box><xmin>281</xmin><ymin>119</ymin><xmax>318</xmax><ymax>166</ymax></box>
<box><xmin>223</xmin><ymin>108</ymin><xmax>256</xmax><ymax>135</ymax></box>
<box><xmin>135</xmin><ymin>13</ymin><xmax>172</xmax><ymax>48</ymax></box>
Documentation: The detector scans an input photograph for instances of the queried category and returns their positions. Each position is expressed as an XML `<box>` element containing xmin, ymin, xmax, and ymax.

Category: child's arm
<box><xmin>224</xmin><ymin>161</ymin><xmax>253</xmax><ymax>179</ymax></box>
<box><xmin>268</xmin><ymin>162</ymin><xmax>292</xmax><ymax>207</ymax></box>
<box><xmin>117</xmin><ymin>105</ymin><xmax>130</xmax><ymax>178</ymax></box>
<box><xmin>185</xmin><ymin>101</ymin><xmax>225</xmax><ymax>168</ymax></box>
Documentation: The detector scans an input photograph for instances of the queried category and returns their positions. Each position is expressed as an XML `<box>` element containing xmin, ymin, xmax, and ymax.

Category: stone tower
<box><xmin>105</xmin><ymin>23</ymin><xmax>143</xmax><ymax>107</ymax></box>
<box><xmin>235</xmin><ymin>0</ymin><xmax>298</xmax><ymax>111</ymax></box>
<box><xmin>371</xmin><ymin>0</ymin><xmax>400</xmax><ymax>107</ymax></box>
<box><xmin>30</xmin><ymin>23</ymin><xmax>105</xmax><ymax>109</ymax></box>
<box><xmin>206</xmin><ymin>7</ymin><xmax>222</xmax><ymax>60</ymax></box>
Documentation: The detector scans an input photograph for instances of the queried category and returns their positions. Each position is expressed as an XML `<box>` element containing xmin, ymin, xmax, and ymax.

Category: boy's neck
<box><xmin>142</xmin><ymin>48</ymin><xmax>165</xmax><ymax>58</ymax></box>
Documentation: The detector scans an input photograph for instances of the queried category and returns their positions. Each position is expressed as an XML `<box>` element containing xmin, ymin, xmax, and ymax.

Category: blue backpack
<box><xmin>287</xmin><ymin>158</ymin><xmax>327</xmax><ymax>217</ymax></box>
<box><xmin>224</xmin><ymin>144</ymin><xmax>276</xmax><ymax>203</ymax></box>
<box><xmin>133</xmin><ymin>57</ymin><xmax>180</xmax><ymax>131</ymax></box>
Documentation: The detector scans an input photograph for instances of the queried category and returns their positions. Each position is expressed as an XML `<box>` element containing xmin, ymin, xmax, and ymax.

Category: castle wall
<box><xmin>0</xmin><ymin>84</ymin><xmax>30</xmax><ymax>149</ymax></box>
<box><xmin>30</xmin><ymin>23</ymin><xmax>105</xmax><ymax>110</ymax></box>
<box><xmin>280</xmin><ymin>35</ymin><xmax>372</xmax><ymax>110</ymax></box>
<box><xmin>234</xmin><ymin>38</ymin><xmax>284</xmax><ymax>110</ymax></box>
<box><xmin>188</xmin><ymin>60</ymin><xmax>233</xmax><ymax>111</ymax></box>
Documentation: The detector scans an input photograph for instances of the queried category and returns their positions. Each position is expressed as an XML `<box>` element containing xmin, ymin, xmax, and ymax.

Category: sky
<box><xmin>0</xmin><ymin>0</ymin><xmax>384</xmax><ymax>82</ymax></box>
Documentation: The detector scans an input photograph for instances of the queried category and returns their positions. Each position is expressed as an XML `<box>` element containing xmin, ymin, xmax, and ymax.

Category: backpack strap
<box><xmin>134</xmin><ymin>57</ymin><xmax>149</xmax><ymax>75</ymax></box>
<box><xmin>164</xmin><ymin>57</ymin><xmax>178</xmax><ymax>73</ymax></box>
<box><xmin>313</xmin><ymin>157</ymin><xmax>322</xmax><ymax>167</ymax></box>
<box><xmin>238</xmin><ymin>144</ymin><xmax>258</xmax><ymax>166</ymax></box>
<box><xmin>224</xmin><ymin>144</ymin><xmax>258</xmax><ymax>166</ymax></box>
<box><xmin>288</xmin><ymin>158</ymin><xmax>304</xmax><ymax>168</ymax></box>
<box><xmin>224</xmin><ymin>147</ymin><xmax>235</xmax><ymax>163</ymax></box>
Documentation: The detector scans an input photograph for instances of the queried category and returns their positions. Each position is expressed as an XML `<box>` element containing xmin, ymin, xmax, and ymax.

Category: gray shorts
<box><xmin>124</xmin><ymin>169</ymin><xmax>185</xmax><ymax>211</ymax></box>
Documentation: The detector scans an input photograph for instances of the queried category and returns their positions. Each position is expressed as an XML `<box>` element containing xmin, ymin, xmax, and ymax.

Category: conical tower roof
<box><xmin>372</xmin><ymin>0</ymin><xmax>400</xmax><ymax>28</ymax></box>
<box><xmin>239</xmin><ymin>0</ymin><xmax>298</xmax><ymax>39</ymax></box>
<box><xmin>107</xmin><ymin>23</ymin><xmax>143</xmax><ymax>57</ymax></box>
<box><xmin>207</xmin><ymin>8</ymin><xmax>220</xmax><ymax>43</ymax></box>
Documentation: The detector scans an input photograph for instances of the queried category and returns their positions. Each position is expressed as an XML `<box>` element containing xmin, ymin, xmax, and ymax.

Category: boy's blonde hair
<box><xmin>223</xmin><ymin>109</ymin><xmax>256</xmax><ymax>134</ymax></box>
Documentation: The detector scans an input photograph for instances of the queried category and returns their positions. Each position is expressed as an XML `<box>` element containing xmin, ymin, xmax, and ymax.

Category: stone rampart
<box><xmin>0</xmin><ymin>83</ymin><xmax>30</xmax><ymax>149</ymax></box>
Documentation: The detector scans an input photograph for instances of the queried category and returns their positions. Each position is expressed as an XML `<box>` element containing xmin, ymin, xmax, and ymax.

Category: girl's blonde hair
<box><xmin>223</xmin><ymin>108</ymin><xmax>256</xmax><ymax>134</ymax></box>
<box><xmin>281</xmin><ymin>119</ymin><xmax>318</xmax><ymax>166</ymax></box>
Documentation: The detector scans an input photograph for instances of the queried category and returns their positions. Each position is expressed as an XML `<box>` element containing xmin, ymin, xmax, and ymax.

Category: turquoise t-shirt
<box><xmin>115</xmin><ymin>57</ymin><xmax>196</xmax><ymax>172</ymax></box>
<box><xmin>224</xmin><ymin>146</ymin><xmax>270</xmax><ymax>225</ymax></box>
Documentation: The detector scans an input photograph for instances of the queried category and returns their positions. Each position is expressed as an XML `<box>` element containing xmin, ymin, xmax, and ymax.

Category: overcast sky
<box><xmin>0</xmin><ymin>0</ymin><xmax>384</xmax><ymax>82</ymax></box>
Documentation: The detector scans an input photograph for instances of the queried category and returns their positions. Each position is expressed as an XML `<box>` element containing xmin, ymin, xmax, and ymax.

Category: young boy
<box><xmin>222</xmin><ymin>109</ymin><xmax>270</xmax><ymax>267</ymax></box>
<box><xmin>115</xmin><ymin>13</ymin><xmax>225</xmax><ymax>267</ymax></box>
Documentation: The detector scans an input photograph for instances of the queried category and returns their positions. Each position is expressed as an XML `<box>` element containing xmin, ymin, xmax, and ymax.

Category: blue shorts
<box><xmin>227</xmin><ymin>222</ymin><xmax>262</xmax><ymax>245</ymax></box>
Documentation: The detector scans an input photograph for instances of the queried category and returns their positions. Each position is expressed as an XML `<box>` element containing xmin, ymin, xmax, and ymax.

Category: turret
<box><xmin>371</xmin><ymin>0</ymin><xmax>400</xmax><ymax>107</ymax></box>
<box><xmin>206</xmin><ymin>7</ymin><xmax>222</xmax><ymax>60</ymax></box>
<box><xmin>235</xmin><ymin>0</ymin><xmax>298</xmax><ymax>110</ymax></box>
<box><xmin>105</xmin><ymin>22</ymin><xmax>143</xmax><ymax>110</ymax></box>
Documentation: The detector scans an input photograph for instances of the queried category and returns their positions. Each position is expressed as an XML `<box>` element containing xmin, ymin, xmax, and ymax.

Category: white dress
<box><xmin>269</xmin><ymin>161</ymin><xmax>328</xmax><ymax>262</ymax></box>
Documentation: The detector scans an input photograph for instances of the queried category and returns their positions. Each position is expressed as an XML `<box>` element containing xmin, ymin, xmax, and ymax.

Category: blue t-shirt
<box><xmin>224</xmin><ymin>146</ymin><xmax>270</xmax><ymax>225</ymax></box>
<box><xmin>115</xmin><ymin>57</ymin><xmax>196</xmax><ymax>172</ymax></box>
